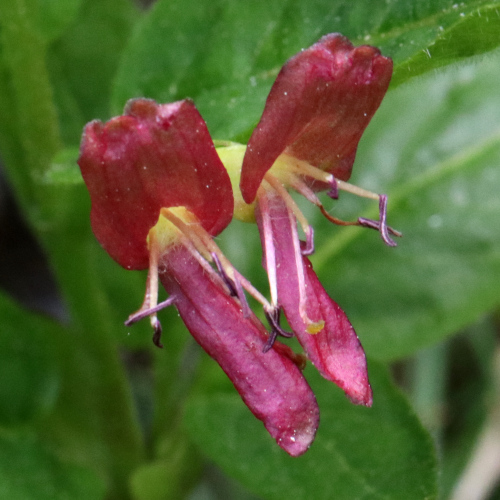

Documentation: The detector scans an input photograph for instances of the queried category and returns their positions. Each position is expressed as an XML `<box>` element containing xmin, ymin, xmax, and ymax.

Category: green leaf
<box><xmin>130</xmin><ymin>438</ymin><xmax>202</xmax><ymax>500</ymax></box>
<box><xmin>184</xmin><ymin>362</ymin><xmax>437</xmax><ymax>500</ymax></box>
<box><xmin>112</xmin><ymin>0</ymin><xmax>500</xmax><ymax>141</ymax></box>
<box><xmin>35</xmin><ymin>0</ymin><xmax>83</xmax><ymax>42</ymax></box>
<box><xmin>312</xmin><ymin>50</ymin><xmax>500</xmax><ymax>360</ymax></box>
<box><xmin>0</xmin><ymin>432</ymin><xmax>105</xmax><ymax>500</ymax></box>
<box><xmin>0</xmin><ymin>292</ymin><xmax>60</xmax><ymax>425</ymax></box>
<box><xmin>48</xmin><ymin>0</ymin><xmax>139</xmax><ymax>144</ymax></box>
<box><xmin>0</xmin><ymin>0</ymin><xmax>62</xmax><ymax>190</ymax></box>
<box><xmin>389</xmin><ymin>4</ymin><xmax>500</xmax><ymax>87</ymax></box>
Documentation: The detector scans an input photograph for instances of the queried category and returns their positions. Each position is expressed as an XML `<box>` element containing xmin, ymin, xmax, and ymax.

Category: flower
<box><xmin>78</xmin><ymin>98</ymin><xmax>319</xmax><ymax>456</ymax></box>
<box><xmin>219</xmin><ymin>33</ymin><xmax>399</xmax><ymax>406</ymax></box>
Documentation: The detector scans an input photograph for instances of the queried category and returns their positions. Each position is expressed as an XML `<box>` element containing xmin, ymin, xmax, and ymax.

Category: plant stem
<box><xmin>0</xmin><ymin>1</ymin><xmax>145</xmax><ymax>495</ymax></box>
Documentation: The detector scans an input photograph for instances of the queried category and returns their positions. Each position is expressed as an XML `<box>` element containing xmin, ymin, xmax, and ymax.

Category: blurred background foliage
<box><xmin>0</xmin><ymin>0</ymin><xmax>500</xmax><ymax>498</ymax></box>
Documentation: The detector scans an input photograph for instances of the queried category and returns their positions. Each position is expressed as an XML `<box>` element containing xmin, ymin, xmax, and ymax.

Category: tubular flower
<box><xmin>78</xmin><ymin>98</ymin><xmax>319</xmax><ymax>456</ymax></box>
<box><xmin>219</xmin><ymin>33</ymin><xmax>400</xmax><ymax>407</ymax></box>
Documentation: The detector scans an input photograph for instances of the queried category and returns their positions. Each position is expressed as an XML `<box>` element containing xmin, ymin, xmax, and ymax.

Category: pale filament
<box><xmin>255</xmin><ymin>185</ymin><xmax>279</xmax><ymax>308</ymax></box>
<box><xmin>287</xmin><ymin>174</ymin><xmax>322</xmax><ymax>206</ymax></box>
<box><xmin>284</xmin><ymin>159</ymin><xmax>401</xmax><ymax>246</ymax></box>
<box><xmin>125</xmin><ymin>228</ymin><xmax>164</xmax><ymax>346</ymax></box>
<box><xmin>260</xmin><ymin>180</ymin><xmax>325</xmax><ymax>334</ymax></box>
<box><xmin>281</xmin><ymin>153</ymin><xmax>380</xmax><ymax>201</ymax></box>
<box><xmin>263</xmin><ymin>174</ymin><xmax>311</xmax><ymax>238</ymax></box>
<box><xmin>142</xmin><ymin>228</ymin><xmax>160</xmax><ymax>330</ymax></box>
<box><xmin>160</xmin><ymin>208</ymin><xmax>274</xmax><ymax>312</ymax></box>
<box><xmin>283</xmin><ymin>194</ymin><xmax>315</xmax><ymax>330</ymax></box>
<box><xmin>160</xmin><ymin>208</ymin><xmax>212</xmax><ymax>261</ymax></box>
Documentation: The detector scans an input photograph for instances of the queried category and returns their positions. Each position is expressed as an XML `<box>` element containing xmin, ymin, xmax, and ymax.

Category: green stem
<box><xmin>0</xmin><ymin>0</ymin><xmax>60</xmax><ymax>204</ymax></box>
<box><xmin>0</xmin><ymin>1</ymin><xmax>144</xmax><ymax>495</ymax></box>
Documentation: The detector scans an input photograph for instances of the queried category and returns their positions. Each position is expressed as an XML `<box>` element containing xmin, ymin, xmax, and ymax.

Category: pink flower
<box><xmin>220</xmin><ymin>34</ymin><xmax>399</xmax><ymax>406</ymax></box>
<box><xmin>78</xmin><ymin>98</ymin><xmax>319</xmax><ymax>456</ymax></box>
<box><xmin>77</xmin><ymin>33</ymin><xmax>400</xmax><ymax>454</ymax></box>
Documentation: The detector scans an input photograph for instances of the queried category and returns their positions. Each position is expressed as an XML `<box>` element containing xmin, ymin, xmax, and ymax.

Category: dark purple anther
<box><xmin>152</xmin><ymin>317</ymin><xmax>163</xmax><ymax>348</ymax></box>
<box><xmin>358</xmin><ymin>194</ymin><xmax>401</xmax><ymax>247</ymax></box>
<box><xmin>327</xmin><ymin>175</ymin><xmax>339</xmax><ymax>199</ymax></box>
<box><xmin>263</xmin><ymin>308</ymin><xmax>293</xmax><ymax>352</ymax></box>
<box><xmin>212</xmin><ymin>253</ymin><xmax>252</xmax><ymax>317</ymax></box>
<box><xmin>125</xmin><ymin>296</ymin><xmax>177</xmax><ymax>326</ymax></box>
<box><xmin>212</xmin><ymin>252</ymin><xmax>238</xmax><ymax>297</ymax></box>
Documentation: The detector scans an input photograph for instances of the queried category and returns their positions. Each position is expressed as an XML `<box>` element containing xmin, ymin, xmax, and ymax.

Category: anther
<box><xmin>327</xmin><ymin>174</ymin><xmax>339</xmax><ymax>199</ymax></box>
<box><xmin>151</xmin><ymin>317</ymin><xmax>163</xmax><ymax>348</ymax></box>
<box><xmin>125</xmin><ymin>296</ymin><xmax>177</xmax><ymax>326</ymax></box>
<box><xmin>212</xmin><ymin>253</ymin><xmax>252</xmax><ymax>317</ymax></box>
<box><xmin>263</xmin><ymin>308</ymin><xmax>293</xmax><ymax>352</ymax></box>
<box><xmin>212</xmin><ymin>252</ymin><xmax>238</xmax><ymax>297</ymax></box>
<box><xmin>358</xmin><ymin>194</ymin><xmax>402</xmax><ymax>247</ymax></box>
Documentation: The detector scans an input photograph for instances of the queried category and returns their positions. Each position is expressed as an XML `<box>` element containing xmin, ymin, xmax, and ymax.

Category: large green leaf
<box><xmin>0</xmin><ymin>291</ymin><xmax>60</xmax><ymax>426</ymax></box>
<box><xmin>0</xmin><ymin>432</ymin><xmax>105</xmax><ymax>500</ymax></box>
<box><xmin>184</xmin><ymin>361</ymin><xmax>437</xmax><ymax>500</ymax></box>
<box><xmin>35</xmin><ymin>0</ymin><xmax>83</xmax><ymax>42</ymax></box>
<box><xmin>48</xmin><ymin>1</ymin><xmax>500</xmax><ymax>363</ymax></box>
<box><xmin>311</xmin><ymin>50</ymin><xmax>500</xmax><ymax>360</ymax></box>
<box><xmin>48</xmin><ymin>0</ymin><xmax>139</xmax><ymax>144</ymax></box>
<box><xmin>112</xmin><ymin>0</ymin><xmax>500</xmax><ymax>140</ymax></box>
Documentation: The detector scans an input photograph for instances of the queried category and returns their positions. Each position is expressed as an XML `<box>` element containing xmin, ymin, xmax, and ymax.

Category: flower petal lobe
<box><xmin>160</xmin><ymin>245</ymin><xmax>320</xmax><ymax>456</ymax></box>
<box><xmin>78</xmin><ymin>98</ymin><xmax>233</xmax><ymax>270</ymax></box>
<box><xmin>240</xmin><ymin>33</ymin><xmax>393</xmax><ymax>203</ymax></box>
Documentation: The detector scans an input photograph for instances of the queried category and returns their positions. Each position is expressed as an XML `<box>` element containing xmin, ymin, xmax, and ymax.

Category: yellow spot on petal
<box><xmin>306</xmin><ymin>320</ymin><xmax>325</xmax><ymax>334</ymax></box>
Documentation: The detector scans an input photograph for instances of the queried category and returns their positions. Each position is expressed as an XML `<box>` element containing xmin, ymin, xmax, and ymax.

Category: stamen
<box><xmin>301</xmin><ymin>226</ymin><xmax>315</xmax><ymax>256</ymax></box>
<box><xmin>266</xmin><ymin>308</ymin><xmax>293</xmax><ymax>338</ymax></box>
<box><xmin>263</xmin><ymin>308</ymin><xmax>293</xmax><ymax>353</ymax></box>
<box><xmin>320</xmin><ymin>203</ymin><xmax>402</xmax><ymax>245</ymax></box>
<box><xmin>292</xmin><ymin>174</ymin><xmax>401</xmax><ymax>246</ymax></box>
<box><xmin>319</xmin><ymin>205</ymin><xmax>360</xmax><ymax>227</ymax></box>
<box><xmin>358</xmin><ymin>194</ymin><xmax>401</xmax><ymax>246</ymax></box>
<box><xmin>285</xmin><ymin>165</ymin><xmax>402</xmax><ymax>246</ymax></box>
<box><xmin>282</xmin><ymin>154</ymin><xmax>332</xmax><ymax>184</ymax></box>
<box><xmin>259</xmin><ymin>186</ymin><xmax>324</xmax><ymax>333</ymax></box>
<box><xmin>163</xmin><ymin>207</ymin><xmax>274</xmax><ymax>313</ymax></box>
<box><xmin>336</xmin><ymin>179</ymin><xmax>379</xmax><ymax>201</ymax></box>
<box><xmin>212</xmin><ymin>252</ymin><xmax>252</xmax><ymax>317</ymax></box>
<box><xmin>356</xmin><ymin>217</ymin><xmax>402</xmax><ymax>237</ymax></box>
<box><xmin>279</xmin><ymin>153</ymin><xmax>381</xmax><ymax>203</ymax></box>
<box><xmin>151</xmin><ymin>316</ymin><xmax>163</xmax><ymax>348</ymax></box>
<box><xmin>327</xmin><ymin>175</ymin><xmax>339</xmax><ymax>199</ymax></box>
<box><xmin>256</xmin><ymin>187</ymin><xmax>279</xmax><ymax>307</ymax></box>
<box><xmin>262</xmin><ymin>328</ymin><xmax>278</xmax><ymax>353</ymax></box>
<box><xmin>160</xmin><ymin>208</ymin><xmax>212</xmax><ymax>261</ymax></box>
<box><xmin>264</xmin><ymin>174</ymin><xmax>312</xmax><ymax>243</ymax></box>
<box><xmin>379</xmin><ymin>194</ymin><xmax>396</xmax><ymax>247</ymax></box>
<box><xmin>288</xmin><ymin>175</ymin><xmax>322</xmax><ymax>205</ymax></box>
<box><xmin>212</xmin><ymin>252</ymin><xmax>238</xmax><ymax>297</ymax></box>
<box><xmin>125</xmin><ymin>228</ymin><xmax>165</xmax><ymax>348</ymax></box>
<box><xmin>125</xmin><ymin>296</ymin><xmax>176</xmax><ymax>325</ymax></box>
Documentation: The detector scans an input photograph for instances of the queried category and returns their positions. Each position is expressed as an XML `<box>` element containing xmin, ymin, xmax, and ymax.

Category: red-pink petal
<box><xmin>160</xmin><ymin>244</ymin><xmax>319</xmax><ymax>456</ymax></box>
<box><xmin>300</xmin><ymin>258</ymin><xmax>372</xmax><ymax>406</ymax></box>
<box><xmin>256</xmin><ymin>189</ymin><xmax>372</xmax><ymax>406</ymax></box>
<box><xmin>78</xmin><ymin>98</ymin><xmax>233</xmax><ymax>270</ymax></box>
<box><xmin>240</xmin><ymin>33</ymin><xmax>393</xmax><ymax>203</ymax></box>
